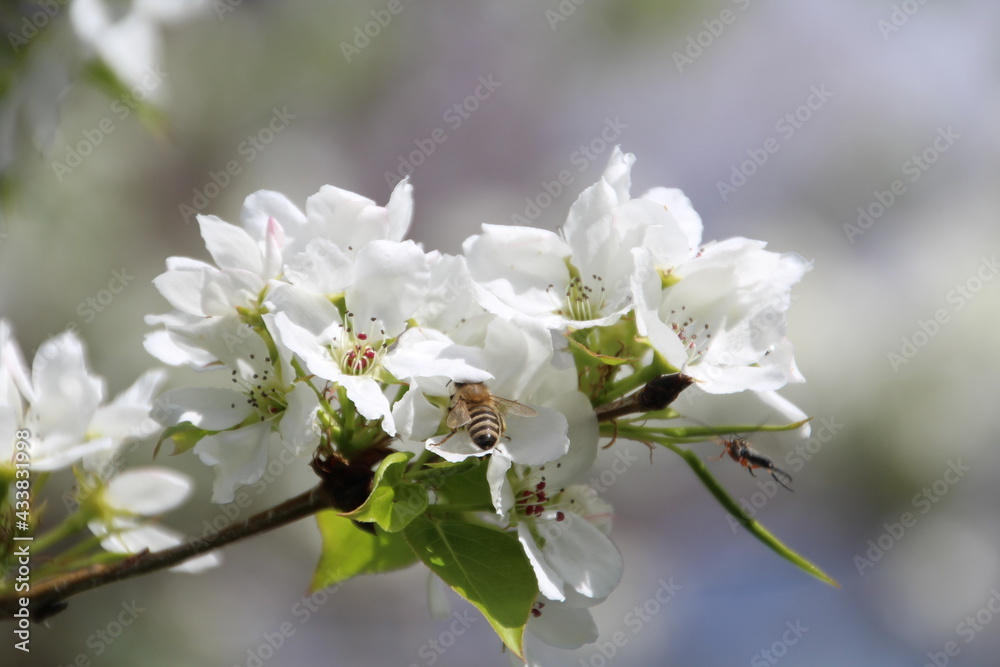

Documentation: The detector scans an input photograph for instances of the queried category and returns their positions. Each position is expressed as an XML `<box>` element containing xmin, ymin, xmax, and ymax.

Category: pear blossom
<box><xmin>463</xmin><ymin>148</ymin><xmax>672</xmax><ymax>331</ymax></box>
<box><xmin>153</xmin><ymin>316</ymin><xmax>318</xmax><ymax>503</ymax></box>
<box><xmin>0</xmin><ymin>327</ymin><xmax>165</xmax><ymax>472</ymax></box>
<box><xmin>88</xmin><ymin>467</ymin><xmax>220</xmax><ymax>573</ymax></box>
<box><xmin>634</xmin><ymin>236</ymin><xmax>809</xmax><ymax>393</ymax></box>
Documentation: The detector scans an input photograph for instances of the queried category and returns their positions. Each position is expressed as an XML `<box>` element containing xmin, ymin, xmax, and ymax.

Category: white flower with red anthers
<box><xmin>508</xmin><ymin>472</ymin><xmax>622</xmax><ymax>603</ymax></box>
<box><xmin>268</xmin><ymin>240</ymin><xmax>490</xmax><ymax>437</ymax></box>
<box><xmin>633</xmin><ymin>235</ymin><xmax>810</xmax><ymax>394</ymax></box>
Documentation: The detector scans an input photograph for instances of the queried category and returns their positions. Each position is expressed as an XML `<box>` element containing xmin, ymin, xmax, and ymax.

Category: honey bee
<box><xmin>441</xmin><ymin>382</ymin><xmax>537</xmax><ymax>450</ymax></box>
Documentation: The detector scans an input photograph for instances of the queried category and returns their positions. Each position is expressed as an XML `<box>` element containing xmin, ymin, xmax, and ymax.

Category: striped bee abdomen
<box><xmin>467</xmin><ymin>403</ymin><xmax>503</xmax><ymax>449</ymax></box>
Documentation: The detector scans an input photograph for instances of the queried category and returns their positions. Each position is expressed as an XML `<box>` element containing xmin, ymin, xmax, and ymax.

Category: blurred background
<box><xmin>2</xmin><ymin>1</ymin><xmax>999</xmax><ymax>665</ymax></box>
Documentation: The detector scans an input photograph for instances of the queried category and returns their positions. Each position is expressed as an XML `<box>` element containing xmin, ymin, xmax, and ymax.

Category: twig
<box><xmin>1</xmin><ymin>483</ymin><xmax>335</xmax><ymax>621</ymax></box>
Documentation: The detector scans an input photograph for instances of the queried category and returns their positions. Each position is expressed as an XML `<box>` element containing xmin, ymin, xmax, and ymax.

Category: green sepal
<box><xmin>311</xmin><ymin>512</ymin><xmax>418</xmax><ymax>590</ymax></box>
<box><xmin>563</xmin><ymin>333</ymin><xmax>634</xmax><ymax>366</ymax></box>
<box><xmin>344</xmin><ymin>452</ymin><xmax>428</xmax><ymax>532</ymax></box>
<box><xmin>153</xmin><ymin>422</ymin><xmax>212</xmax><ymax>457</ymax></box>
<box><xmin>403</xmin><ymin>517</ymin><xmax>537</xmax><ymax>659</ymax></box>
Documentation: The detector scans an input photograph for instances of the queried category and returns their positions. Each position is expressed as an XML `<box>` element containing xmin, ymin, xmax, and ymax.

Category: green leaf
<box><xmin>654</xmin><ymin>438</ymin><xmax>839</xmax><ymax>588</ymax></box>
<box><xmin>427</xmin><ymin>458</ymin><xmax>492</xmax><ymax>506</ymax></box>
<box><xmin>154</xmin><ymin>422</ymin><xmax>212</xmax><ymax>457</ymax></box>
<box><xmin>344</xmin><ymin>452</ymin><xmax>427</xmax><ymax>532</ymax></box>
<box><xmin>404</xmin><ymin>517</ymin><xmax>537</xmax><ymax>658</ymax></box>
<box><xmin>311</xmin><ymin>512</ymin><xmax>418</xmax><ymax>590</ymax></box>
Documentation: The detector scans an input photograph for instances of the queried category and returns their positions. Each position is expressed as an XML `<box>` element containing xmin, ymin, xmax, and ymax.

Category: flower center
<box><xmin>666</xmin><ymin>305</ymin><xmax>714</xmax><ymax>359</ymax></box>
<box><xmin>230</xmin><ymin>353</ymin><xmax>285</xmax><ymax>421</ymax></box>
<box><xmin>548</xmin><ymin>273</ymin><xmax>608</xmax><ymax>322</ymax></box>
<box><xmin>334</xmin><ymin>313</ymin><xmax>388</xmax><ymax>376</ymax></box>
<box><xmin>514</xmin><ymin>464</ymin><xmax>567</xmax><ymax>522</ymax></box>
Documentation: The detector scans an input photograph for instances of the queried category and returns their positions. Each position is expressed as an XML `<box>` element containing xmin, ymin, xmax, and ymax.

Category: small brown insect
<box><xmin>441</xmin><ymin>382</ymin><xmax>537</xmax><ymax>450</ymax></box>
<box><xmin>713</xmin><ymin>437</ymin><xmax>794</xmax><ymax>491</ymax></box>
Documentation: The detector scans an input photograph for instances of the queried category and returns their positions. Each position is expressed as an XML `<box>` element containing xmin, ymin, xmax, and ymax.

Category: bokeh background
<box><xmin>2</xmin><ymin>1</ymin><xmax>999</xmax><ymax>665</ymax></box>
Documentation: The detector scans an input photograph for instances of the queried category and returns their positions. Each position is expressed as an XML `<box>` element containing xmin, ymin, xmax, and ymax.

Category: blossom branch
<box><xmin>1</xmin><ymin>483</ymin><xmax>336</xmax><ymax>622</ymax></box>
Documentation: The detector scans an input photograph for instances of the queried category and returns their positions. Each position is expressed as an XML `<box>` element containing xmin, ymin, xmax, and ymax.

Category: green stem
<box><xmin>31</xmin><ymin>509</ymin><xmax>93</xmax><ymax>554</ymax></box>
<box><xmin>644</xmin><ymin>434</ymin><xmax>839</xmax><ymax>588</ymax></box>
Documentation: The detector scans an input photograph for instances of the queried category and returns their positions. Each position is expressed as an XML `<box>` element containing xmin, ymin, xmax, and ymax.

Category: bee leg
<box><xmin>431</xmin><ymin>429</ymin><xmax>459</xmax><ymax>447</ymax></box>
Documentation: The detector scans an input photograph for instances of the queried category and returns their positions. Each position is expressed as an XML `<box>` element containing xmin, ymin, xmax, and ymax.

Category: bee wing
<box><xmin>492</xmin><ymin>396</ymin><xmax>537</xmax><ymax>418</ymax></box>
<box><xmin>446</xmin><ymin>400</ymin><xmax>472</xmax><ymax>428</ymax></box>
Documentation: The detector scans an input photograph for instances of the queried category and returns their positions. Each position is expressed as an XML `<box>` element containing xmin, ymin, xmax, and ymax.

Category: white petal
<box><xmin>283</xmin><ymin>238</ymin><xmax>354</xmax><ymax>294</ymax></box>
<box><xmin>30</xmin><ymin>436</ymin><xmax>116</xmax><ymax>472</ymax></box>
<box><xmin>382</xmin><ymin>328</ymin><xmax>491</xmax><ymax>383</ymax></box>
<box><xmin>194</xmin><ymin>423</ymin><xmax>272</xmax><ymax>503</ymax></box>
<box><xmin>537</xmin><ymin>511</ymin><xmax>623</xmax><ymax>600</ymax></box>
<box><xmin>385</xmin><ymin>177</ymin><xmax>414</xmax><ymax>242</ymax></box>
<box><xmin>641</xmin><ymin>186</ymin><xmax>703</xmax><ymax>251</ymax></box>
<box><xmin>338</xmin><ymin>376</ymin><xmax>395</xmax><ymax>436</ymax></box>
<box><xmin>346</xmin><ymin>240</ymin><xmax>429</xmax><ymax>332</ymax></box>
<box><xmin>486</xmin><ymin>450</ymin><xmax>515</xmax><ymax>517</ymax></box>
<box><xmin>517</xmin><ymin>523</ymin><xmax>565</xmax><ymax>601</ymax></box>
<box><xmin>155</xmin><ymin>386</ymin><xmax>251</xmax><ymax>430</ymax></box>
<box><xmin>528</xmin><ymin>602</ymin><xmax>598</xmax><ymax>649</ymax></box>
<box><xmin>463</xmin><ymin>225</ymin><xmax>572</xmax><ymax>320</ymax></box>
<box><xmin>143</xmin><ymin>328</ymin><xmax>219</xmax><ymax>367</ymax></box>
<box><xmin>267</xmin><ymin>285</ymin><xmax>343</xmax><ymax>337</ymax></box>
<box><xmin>106</xmin><ymin>468</ymin><xmax>192</xmax><ymax>514</ymax></box>
<box><xmin>198</xmin><ymin>214</ymin><xmax>263</xmax><ymax>274</ymax></box>
<box><xmin>391</xmin><ymin>383</ymin><xmax>445</xmax><ymax>443</ymax></box>
<box><xmin>278</xmin><ymin>382</ymin><xmax>320</xmax><ymax>456</ymax></box>
<box><xmin>240</xmin><ymin>189</ymin><xmax>305</xmax><ymax>241</ymax></box>
<box><xmin>756</xmin><ymin>389</ymin><xmax>811</xmax><ymax>438</ymax></box>
<box><xmin>497</xmin><ymin>406</ymin><xmax>568</xmax><ymax>466</ymax></box>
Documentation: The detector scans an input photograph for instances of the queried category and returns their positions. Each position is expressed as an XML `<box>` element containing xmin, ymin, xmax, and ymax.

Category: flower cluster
<box><xmin>0</xmin><ymin>320</ymin><xmax>218</xmax><ymax>575</ymax></box>
<box><xmin>141</xmin><ymin>147</ymin><xmax>809</xmax><ymax>660</ymax></box>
